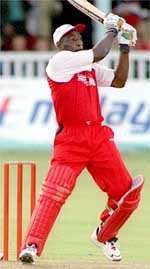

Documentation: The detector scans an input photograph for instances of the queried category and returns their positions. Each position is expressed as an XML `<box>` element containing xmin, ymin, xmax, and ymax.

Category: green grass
<box><xmin>0</xmin><ymin>150</ymin><xmax>149</xmax><ymax>262</ymax></box>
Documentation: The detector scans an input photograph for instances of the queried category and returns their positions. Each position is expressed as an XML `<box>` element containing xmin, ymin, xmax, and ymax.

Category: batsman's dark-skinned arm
<box><xmin>92</xmin><ymin>31</ymin><xmax>129</xmax><ymax>88</ymax></box>
<box><xmin>93</xmin><ymin>31</ymin><xmax>117</xmax><ymax>62</ymax></box>
<box><xmin>111</xmin><ymin>44</ymin><xmax>129</xmax><ymax>88</ymax></box>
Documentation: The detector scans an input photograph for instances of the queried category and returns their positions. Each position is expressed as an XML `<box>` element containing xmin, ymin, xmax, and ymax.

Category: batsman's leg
<box><xmin>90</xmin><ymin>175</ymin><xmax>144</xmax><ymax>261</ymax></box>
<box><xmin>19</xmin><ymin>164</ymin><xmax>77</xmax><ymax>263</ymax></box>
<box><xmin>97</xmin><ymin>175</ymin><xmax>144</xmax><ymax>243</ymax></box>
<box><xmin>88</xmin><ymin>126</ymin><xmax>144</xmax><ymax>261</ymax></box>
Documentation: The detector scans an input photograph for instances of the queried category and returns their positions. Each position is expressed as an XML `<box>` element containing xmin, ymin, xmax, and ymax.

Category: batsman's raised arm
<box><xmin>111</xmin><ymin>46</ymin><xmax>129</xmax><ymax>88</ymax></box>
<box><xmin>93</xmin><ymin>31</ymin><xmax>117</xmax><ymax>62</ymax></box>
<box><xmin>92</xmin><ymin>13</ymin><xmax>123</xmax><ymax>62</ymax></box>
<box><xmin>111</xmin><ymin>23</ymin><xmax>137</xmax><ymax>88</ymax></box>
<box><xmin>92</xmin><ymin>14</ymin><xmax>137</xmax><ymax>88</ymax></box>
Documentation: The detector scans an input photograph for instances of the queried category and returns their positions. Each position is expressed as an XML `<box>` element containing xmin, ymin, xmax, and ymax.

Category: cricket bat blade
<box><xmin>67</xmin><ymin>0</ymin><xmax>105</xmax><ymax>23</ymax></box>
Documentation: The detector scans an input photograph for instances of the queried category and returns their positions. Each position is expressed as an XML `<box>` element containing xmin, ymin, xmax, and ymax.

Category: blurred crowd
<box><xmin>1</xmin><ymin>0</ymin><xmax>150</xmax><ymax>51</ymax></box>
<box><xmin>1</xmin><ymin>0</ymin><xmax>64</xmax><ymax>51</ymax></box>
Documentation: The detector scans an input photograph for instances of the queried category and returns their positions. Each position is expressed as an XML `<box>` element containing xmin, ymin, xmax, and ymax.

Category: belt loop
<box><xmin>85</xmin><ymin>121</ymin><xmax>101</xmax><ymax>126</ymax></box>
<box><xmin>64</xmin><ymin>120</ymin><xmax>101</xmax><ymax>127</ymax></box>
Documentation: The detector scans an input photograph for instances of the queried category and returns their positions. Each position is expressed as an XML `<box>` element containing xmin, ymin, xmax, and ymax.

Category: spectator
<box><xmin>135</xmin><ymin>21</ymin><xmax>150</xmax><ymax>50</ymax></box>
<box><xmin>1</xmin><ymin>23</ymin><xmax>15</xmax><ymax>50</ymax></box>
<box><xmin>26</xmin><ymin>0</ymin><xmax>62</xmax><ymax>40</ymax></box>
<box><xmin>11</xmin><ymin>35</ymin><xmax>27</xmax><ymax>51</ymax></box>
<box><xmin>1</xmin><ymin>0</ymin><xmax>26</xmax><ymax>50</ymax></box>
<box><xmin>34</xmin><ymin>36</ymin><xmax>50</xmax><ymax>51</ymax></box>
<box><xmin>7</xmin><ymin>0</ymin><xmax>26</xmax><ymax>34</ymax></box>
<box><xmin>113</xmin><ymin>0</ymin><xmax>149</xmax><ymax>28</ymax></box>
<box><xmin>113</xmin><ymin>0</ymin><xmax>150</xmax><ymax>50</ymax></box>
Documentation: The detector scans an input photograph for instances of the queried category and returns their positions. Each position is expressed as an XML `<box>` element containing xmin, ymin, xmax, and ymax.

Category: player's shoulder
<box><xmin>47</xmin><ymin>51</ymin><xmax>74</xmax><ymax>70</ymax></box>
<box><xmin>50</xmin><ymin>50</ymin><xmax>73</xmax><ymax>63</ymax></box>
<box><xmin>46</xmin><ymin>51</ymin><xmax>73</xmax><ymax>74</ymax></box>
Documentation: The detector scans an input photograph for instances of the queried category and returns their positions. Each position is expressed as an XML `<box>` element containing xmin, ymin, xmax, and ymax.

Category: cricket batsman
<box><xmin>19</xmin><ymin>13</ymin><xmax>144</xmax><ymax>263</ymax></box>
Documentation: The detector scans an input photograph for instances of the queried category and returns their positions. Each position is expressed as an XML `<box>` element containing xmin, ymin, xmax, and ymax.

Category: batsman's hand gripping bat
<box><xmin>67</xmin><ymin>0</ymin><xmax>124</xmax><ymax>29</ymax></box>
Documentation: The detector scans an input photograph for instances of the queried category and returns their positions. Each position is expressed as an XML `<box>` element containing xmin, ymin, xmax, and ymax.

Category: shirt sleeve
<box><xmin>46</xmin><ymin>50</ymin><xmax>94</xmax><ymax>82</ymax></box>
<box><xmin>93</xmin><ymin>63</ymin><xmax>115</xmax><ymax>87</ymax></box>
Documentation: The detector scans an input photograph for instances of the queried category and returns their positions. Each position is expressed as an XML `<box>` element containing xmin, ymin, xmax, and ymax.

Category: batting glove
<box><xmin>118</xmin><ymin>23</ymin><xmax>137</xmax><ymax>46</ymax></box>
<box><xmin>104</xmin><ymin>13</ymin><xmax>125</xmax><ymax>33</ymax></box>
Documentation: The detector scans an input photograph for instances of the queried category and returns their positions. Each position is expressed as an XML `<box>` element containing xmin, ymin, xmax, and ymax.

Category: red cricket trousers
<box><xmin>52</xmin><ymin>124</ymin><xmax>132</xmax><ymax>205</ymax></box>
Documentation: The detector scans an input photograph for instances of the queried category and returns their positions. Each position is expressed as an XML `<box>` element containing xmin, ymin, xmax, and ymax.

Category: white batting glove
<box><xmin>118</xmin><ymin>23</ymin><xmax>137</xmax><ymax>46</ymax></box>
<box><xmin>104</xmin><ymin>13</ymin><xmax>125</xmax><ymax>32</ymax></box>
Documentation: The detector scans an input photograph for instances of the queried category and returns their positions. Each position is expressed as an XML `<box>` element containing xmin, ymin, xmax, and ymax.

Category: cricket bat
<box><xmin>67</xmin><ymin>0</ymin><xmax>123</xmax><ymax>28</ymax></box>
<box><xmin>67</xmin><ymin>0</ymin><xmax>105</xmax><ymax>23</ymax></box>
